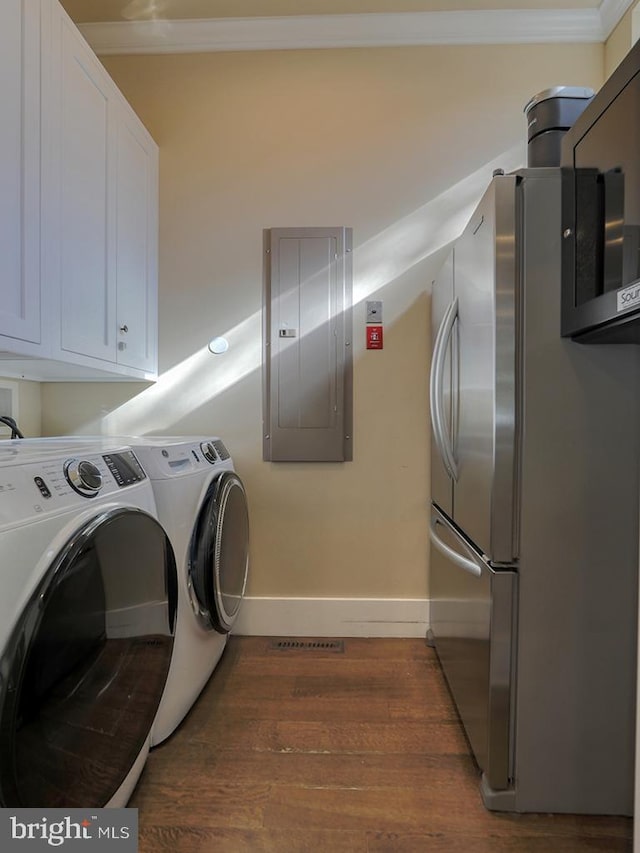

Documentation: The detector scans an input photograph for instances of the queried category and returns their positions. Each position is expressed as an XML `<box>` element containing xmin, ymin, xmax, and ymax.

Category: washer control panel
<box><xmin>136</xmin><ymin>438</ymin><xmax>233</xmax><ymax>478</ymax></box>
<box><xmin>200</xmin><ymin>441</ymin><xmax>219</xmax><ymax>464</ymax></box>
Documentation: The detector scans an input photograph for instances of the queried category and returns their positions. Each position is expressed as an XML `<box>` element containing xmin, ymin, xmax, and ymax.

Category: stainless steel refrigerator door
<box><xmin>453</xmin><ymin>176</ymin><xmax>518</xmax><ymax>564</ymax></box>
<box><xmin>429</xmin><ymin>505</ymin><xmax>515</xmax><ymax>791</ymax></box>
<box><xmin>429</xmin><ymin>250</ymin><xmax>455</xmax><ymax>518</ymax></box>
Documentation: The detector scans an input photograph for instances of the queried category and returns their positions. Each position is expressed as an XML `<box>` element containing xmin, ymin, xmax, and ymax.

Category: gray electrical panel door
<box><xmin>263</xmin><ymin>227</ymin><xmax>353</xmax><ymax>462</ymax></box>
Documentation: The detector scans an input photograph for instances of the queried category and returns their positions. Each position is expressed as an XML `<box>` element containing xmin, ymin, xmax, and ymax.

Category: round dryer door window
<box><xmin>189</xmin><ymin>471</ymin><xmax>249</xmax><ymax>633</ymax></box>
<box><xmin>0</xmin><ymin>508</ymin><xmax>177</xmax><ymax>808</ymax></box>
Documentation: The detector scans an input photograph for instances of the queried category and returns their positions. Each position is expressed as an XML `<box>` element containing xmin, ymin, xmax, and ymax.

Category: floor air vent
<box><xmin>268</xmin><ymin>639</ymin><xmax>345</xmax><ymax>653</ymax></box>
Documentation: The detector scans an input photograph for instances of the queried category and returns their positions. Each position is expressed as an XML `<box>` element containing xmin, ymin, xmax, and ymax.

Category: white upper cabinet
<box><xmin>0</xmin><ymin>0</ymin><xmax>42</xmax><ymax>353</ymax></box>
<box><xmin>51</xmin><ymin>9</ymin><xmax>117</xmax><ymax>364</ymax></box>
<box><xmin>114</xmin><ymin>101</ymin><xmax>159</xmax><ymax>375</ymax></box>
<box><xmin>0</xmin><ymin>0</ymin><xmax>158</xmax><ymax>381</ymax></box>
<box><xmin>46</xmin><ymin>0</ymin><xmax>159</xmax><ymax>380</ymax></box>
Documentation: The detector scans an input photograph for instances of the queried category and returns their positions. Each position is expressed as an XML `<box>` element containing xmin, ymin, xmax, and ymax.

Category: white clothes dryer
<box><xmin>124</xmin><ymin>437</ymin><xmax>249</xmax><ymax>746</ymax></box>
<box><xmin>0</xmin><ymin>439</ymin><xmax>177</xmax><ymax>808</ymax></box>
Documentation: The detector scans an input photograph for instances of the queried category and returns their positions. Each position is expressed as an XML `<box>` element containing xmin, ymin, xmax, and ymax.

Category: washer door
<box><xmin>189</xmin><ymin>472</ymin><xmax>249</xmax><ymax>633</ymax></box>
<box><xmin>0</xmin><ymin>508</ymin><xmax>177</xmax><ymax>808</ymax></box>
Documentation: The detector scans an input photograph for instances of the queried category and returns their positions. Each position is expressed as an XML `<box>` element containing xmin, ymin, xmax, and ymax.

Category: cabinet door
<box><xmin>56</xmin><ymin>10</ymin><xmax>116</xmax><ymax>363</ymax></box>
<box><xmin>38</xmin><ymin>0</ymin><xmax>158</xmax><ymax>380</ymax></box>
<box><xmin>0</xmin><ymin>0</ymin><xmax>41</xmax><ymax>347</ymax></box>
<box><xmin>115</xmin><ymin>103</ymin><xmax>158</xmax><ymax>374</ymax></box>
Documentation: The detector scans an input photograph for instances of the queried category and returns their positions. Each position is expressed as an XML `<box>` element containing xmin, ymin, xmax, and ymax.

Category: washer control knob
<box><xmin>200</xmin><ymin>441</ymin><xmax>218</xmax><ymax>464</ymax></box>
<box><xmin>64</xmin><ymin>459</ymin><xmax>103</xmax><ymax>497</ymax></box>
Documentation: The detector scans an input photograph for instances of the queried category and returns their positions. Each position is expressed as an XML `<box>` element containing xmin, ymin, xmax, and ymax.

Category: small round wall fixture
<box><xmin>208</xmin><ymin>337</ymin><xmax>229</xmax><ymax>355</ymax></box>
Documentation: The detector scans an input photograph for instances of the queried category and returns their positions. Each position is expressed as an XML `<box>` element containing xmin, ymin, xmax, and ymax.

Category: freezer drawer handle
<box><xmin>429</xmin><ymin>297</ymin><xmax>458</xmax><ymax>481</ymax></box>
<box><xmin>430</xmin><ymin>517</ymin><xmax>482</xmax><ymax>577</ymax></box>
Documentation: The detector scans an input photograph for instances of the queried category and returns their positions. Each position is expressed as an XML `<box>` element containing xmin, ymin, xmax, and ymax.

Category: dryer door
<box><xmin>0</xmin><ymin>507</ymin><xmax>177</xmax><ymax>808</ymax></box>
<box><xmin>189</xmin><ymin>471</ymin><xmax>250</xmax><ymax>633</ymax></box>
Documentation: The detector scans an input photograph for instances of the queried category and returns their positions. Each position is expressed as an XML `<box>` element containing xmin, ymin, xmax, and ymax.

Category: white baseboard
<box><xmin>233</xmin><ymin>596</ymin><xmax>429</xmax><ymax>638</ymax></box>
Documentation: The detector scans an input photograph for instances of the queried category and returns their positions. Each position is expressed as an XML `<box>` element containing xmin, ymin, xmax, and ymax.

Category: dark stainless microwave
<box><xmin>561</xmin><ymin>39</ymin><xmax>640</xmax><ymax>343</ymax></box>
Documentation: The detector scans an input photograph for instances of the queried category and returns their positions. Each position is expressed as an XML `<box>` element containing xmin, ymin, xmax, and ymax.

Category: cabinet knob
<box><xmin>119</xmin><ymin>324</ymin><xmax>128</xmax><ymax>334</ymax></box>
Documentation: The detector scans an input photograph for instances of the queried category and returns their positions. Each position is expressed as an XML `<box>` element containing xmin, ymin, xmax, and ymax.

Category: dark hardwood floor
<box><xmin>130</xmin><ymin>636</ymin><xmax>633</xmax><ymax>852</ymax></box>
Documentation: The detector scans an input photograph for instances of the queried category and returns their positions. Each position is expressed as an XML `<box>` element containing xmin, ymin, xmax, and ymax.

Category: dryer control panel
<box><xmin>102</xmin><ymin>450</ymin><xmax>147</xmax><ymax>488</ymax></box>
<box><xmin>64</xmin><ymin>458</ymin><xmax>103</xmax><ymax>497</ymax></box>
<box><xmin>0</xmin><ymin>450</ymin><xmax>151</xmax><ymax>529</ymax></box>
<box><xmin>63</xmin><ymin>451</ymin><xmax>146</xmax><ymax>497</ymax></box>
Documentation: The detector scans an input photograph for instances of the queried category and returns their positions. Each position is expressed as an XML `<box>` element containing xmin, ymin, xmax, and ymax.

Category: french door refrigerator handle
<box><xmin>429</xmin><ymin>298</ymin><xmax>459</xmax><ymax>481</ymax></box>
<box><xmin>429</xmin><ymin>303</ymin><xmax>449</xmax><ymax>473</ymax></box>
<box><xmin>429</xmin><ymin>516</ymin><xmax>482</xmax><ymax>577</ymax></box>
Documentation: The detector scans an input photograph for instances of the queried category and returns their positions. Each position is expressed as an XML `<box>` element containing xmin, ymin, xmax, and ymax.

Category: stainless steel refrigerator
<box><xmin>428</xmin><ymin>167</ymin><xmax>640</xmax><ymax>815</ymax></box>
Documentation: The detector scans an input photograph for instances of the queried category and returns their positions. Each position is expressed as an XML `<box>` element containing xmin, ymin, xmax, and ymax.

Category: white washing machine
<box><xmin>124</xmin><ymin>437</ymin><xmax>249</xmax><ymax>746</ymax></box>
<box><xmin>0</xmin><ymin>439</ymin><xmax>177</xmax><ymax>808</ymax></box>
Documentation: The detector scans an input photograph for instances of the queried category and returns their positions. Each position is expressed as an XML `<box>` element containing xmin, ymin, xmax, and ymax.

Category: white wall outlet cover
<box><xmin>366</xmin><ymin>300</ymin><xmax>383</xmax><ymax>323</ymax></box>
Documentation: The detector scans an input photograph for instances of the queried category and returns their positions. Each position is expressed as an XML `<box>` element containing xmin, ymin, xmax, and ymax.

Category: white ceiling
<box><xmin>61</xmin><ymin>0</ymin><xmax>634</xmax><ymax>54</ymax></box>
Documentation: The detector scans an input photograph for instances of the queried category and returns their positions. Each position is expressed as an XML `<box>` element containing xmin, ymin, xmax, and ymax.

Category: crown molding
<box><xmin>78</xmin><ymin>2</ymin><xmax>634</xmax><ymax>56</ymax></box>
<box><xmin>599</xmin><ymin>0</ymin><xmax>636</xmax><ymax>38</ymax></box>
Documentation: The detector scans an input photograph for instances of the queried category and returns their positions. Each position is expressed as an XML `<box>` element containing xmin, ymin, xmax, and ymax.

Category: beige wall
<box><xmin>41</xmin><ymin>42</ymin><xmax>603</xmax><ymax>599</ymax></box>
<box><xmin>0</xmin><ymin>377</ymin><xmax>41</xmax><ymax>438</ymax></box>
<box><xmin>604</xmin><ymin>1</ymin><xmax>638</xmax><ymax>78</ymax></box>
